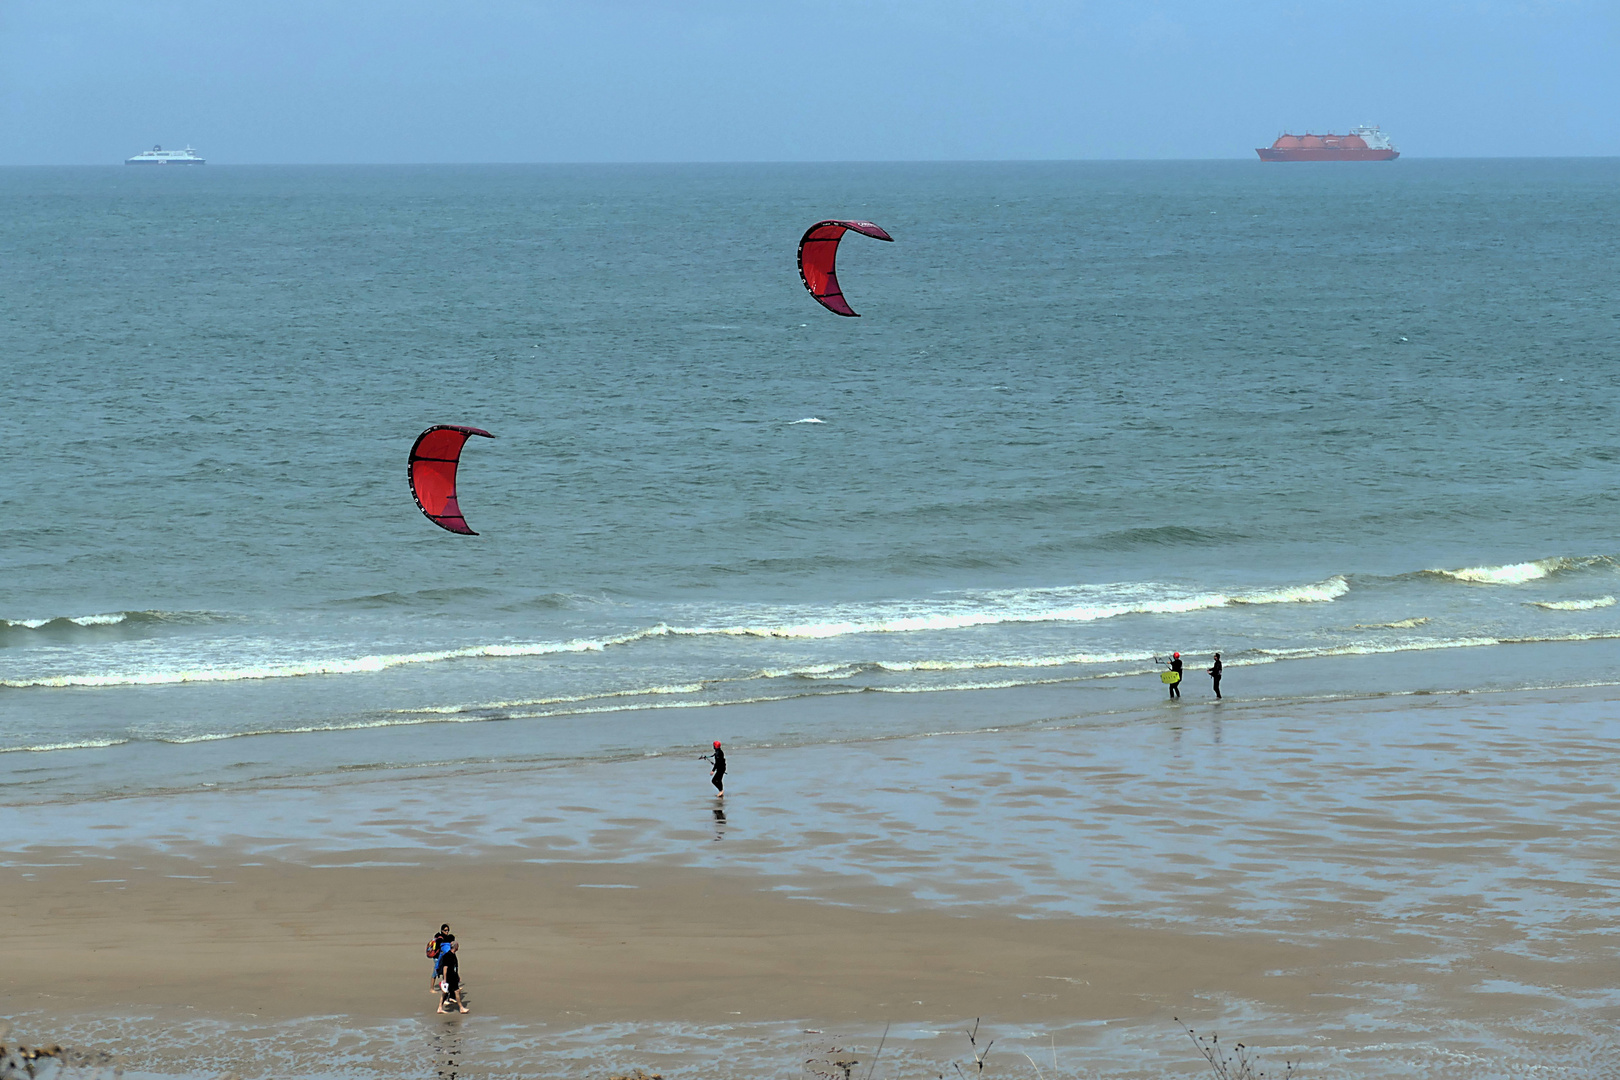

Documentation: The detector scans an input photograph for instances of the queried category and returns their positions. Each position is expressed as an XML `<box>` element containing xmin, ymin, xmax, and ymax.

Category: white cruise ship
<box><xmin>125</xmin><ymin>145</ymin><xmax>205</xmax><ymax>165</ymax></box>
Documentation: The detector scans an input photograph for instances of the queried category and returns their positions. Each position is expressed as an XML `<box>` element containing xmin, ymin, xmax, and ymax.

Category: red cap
<box><xmin>713</xmin><ymin>740</ymin><xmax>721</xmax><ymax>748</ymax></box>
<box><xmin>1173</xmin><ymin>652</ymin><xmax>1180</xmax><ymax>658</ymax></box>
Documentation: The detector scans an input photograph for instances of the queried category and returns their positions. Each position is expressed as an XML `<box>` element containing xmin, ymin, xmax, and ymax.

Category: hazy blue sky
<box><xmin>3</xmin><ymin>0</ymin><xmax>1615</xmax><ymax>163</ymax></box>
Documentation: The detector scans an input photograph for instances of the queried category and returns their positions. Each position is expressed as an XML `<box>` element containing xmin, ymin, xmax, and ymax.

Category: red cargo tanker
<box><xmin>1257</xmin><ymin>125</ymin><xmax>1399</xmax><ymax>161</ymax></box>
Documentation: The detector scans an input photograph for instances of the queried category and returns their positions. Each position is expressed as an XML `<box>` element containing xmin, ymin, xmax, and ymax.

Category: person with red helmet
<box><xmin>706</xmin><ymin>740</ymin><xmax>726</xmax><ymax>797</ymax></box>
<box><xmin>1168</xmin><ymin>652</ymin><xmax>1183</xmax><ymax>699</ymax></box>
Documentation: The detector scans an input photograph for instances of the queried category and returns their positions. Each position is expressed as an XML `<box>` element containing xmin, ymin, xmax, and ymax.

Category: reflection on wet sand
<box><xmin>6</xmin><ymin>686</ymin><xmax>1620</xmax><ymax>1077</ymax></box>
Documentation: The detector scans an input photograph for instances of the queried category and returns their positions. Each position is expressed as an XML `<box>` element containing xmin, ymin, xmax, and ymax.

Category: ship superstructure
<box><xmin>1256</xmin><ymin>125</ymin><xmax>1398</xmax><ymax>162</ymax></box>
<box><xmin>125</xmin><ymin>145</ymin><xmax>206</xmax><ymax>165</ymax></box>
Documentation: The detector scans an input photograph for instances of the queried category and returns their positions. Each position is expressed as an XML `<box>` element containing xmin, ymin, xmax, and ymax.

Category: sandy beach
<box><xmin>7</xmin><ymin>683</ymin><xmax>1620</xmax><ymax>1077</ymax></box>
<box><xmin>4</xmin><ymin>855</ymin><xmax>1340</xmax><ymax>1069</ymax></box>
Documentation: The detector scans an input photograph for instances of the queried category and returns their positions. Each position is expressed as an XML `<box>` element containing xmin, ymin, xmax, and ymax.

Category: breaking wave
<box><xmin>1246</xmin><ymin>630</ymin><xmax>1620</xmax><ymax>663</ymax></box>
<box><xmin>2</xmin><ymin>614</ymin><xmax>129</xmax><ymax>629</ymax></box>
<box><xmin>1434</xmin><ymin>558</ymin><xmax>1579</xmax><ymax>585</ymax></box>
<box><xmin>0</xmin><ymin>633</ymin><xmax>651</xmax><ymax>688</ymax></box>
<box><xmin>0</xmin><ymin>737</ymin><xmax>129</xmax><ymax>755</ymax></box>
<box><xmin>13</xmin><ymin>629</ymin><xmax>1620</xmax><ymax>751</ymax></box>
<box><xmin>1527</xmin><ymin>596</ymin><xmax>1617</xmax><ymax>611</ymax></box>
<box><xmin>0</xmin><ymin>610</ymin><xmax>225</xmax><ymax>634</ymax></box>
<box><xmin>0</xmin><ymin>577</ymin><xmax>1351</xmax><ymax>689</ymax></box>
<box><xmin>671</xmin><ymin>577</ymin><xmax>1348</xmax><ymax>640</ymax></box>
<box><xmin>1232</xmin><ymin>577</ymin><xmax>1349</xmax><ymax>604</ymax></box>
<box><xmin>868</xmin><ymin>651</ymin><xmax>1151</xmax><ymax>673</ymax></box>
<box><xmin>1249</xmin><ymin>637</ymin><xmax>1504</xmax><ymax>661</ymax></box>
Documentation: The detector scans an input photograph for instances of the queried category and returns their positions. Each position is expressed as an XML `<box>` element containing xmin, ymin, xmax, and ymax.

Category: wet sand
<box><xmin>6</xmin><ymin>684</ymin><xmax>1620</xmax><ymax>1077</ymax></box>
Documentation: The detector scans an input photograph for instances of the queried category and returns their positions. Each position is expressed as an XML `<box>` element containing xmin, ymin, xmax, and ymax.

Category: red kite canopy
<box><xmin>408</xmin><ymin>425</ymin><xmax>494</xmax><ymax>535</ymax></box>
<box><xmin>796</xmin><ymin>220</ymin><xmax>893</xmax><ymax>317</ymax></box>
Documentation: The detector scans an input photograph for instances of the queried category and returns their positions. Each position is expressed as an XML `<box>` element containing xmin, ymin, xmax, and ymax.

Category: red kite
<box><xmin>408</xmin><ymin>425</ymin><xmax>494</xmax><ymax>535</ymax></box>
<box><xmin>797</xmin><ymin>220</ymin><xmax>893</xmax><ymax>317</ymax></box>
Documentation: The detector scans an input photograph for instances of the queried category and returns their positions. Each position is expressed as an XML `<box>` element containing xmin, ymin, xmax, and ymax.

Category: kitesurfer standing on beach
<box><xmin>1169</xmin><ymin>652</ymin><xmax>1183</xmax><ymax>699</ymax></box>
<box><xmin>1208</xmin><ymin>653</ymin><xmax>1223</xmax><ymax>699</ymax></box>
<box><xmin>709</xmin><ymin>740</ymin><xmax>726</xmax><ymax>797</ymax></box>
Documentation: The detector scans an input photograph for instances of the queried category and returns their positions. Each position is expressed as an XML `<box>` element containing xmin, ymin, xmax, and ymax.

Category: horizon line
<box><xmin>6</xmin><ymin>154</ymin><xmax>1619</xmax><ymax>168</ymax></box>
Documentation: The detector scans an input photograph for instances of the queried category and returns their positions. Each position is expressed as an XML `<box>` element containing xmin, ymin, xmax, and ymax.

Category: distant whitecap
<box><xmin>789</xmin><ymin>417</ymin><xmax>826</xmax><ymax>425</ymax></box>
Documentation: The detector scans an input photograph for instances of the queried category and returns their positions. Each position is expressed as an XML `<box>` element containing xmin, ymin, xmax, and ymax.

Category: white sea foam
<box><xmin>100</xmin><ymin>631</ymin><xmax>1607</xmax><ymax>741</ymax></box>
<box><xmin>870</xmin><ymin>651</ymin><xmax>1152</xmax><ymax>673</ymax></box>
<box><xmin>1248</xmin><ymin>637</ymin><xmax>1504</xmax><ymax>661</ymax></box>
<box><xmin>21</xmin><ymin>627</ymin><xmax>1620</xmax><ymax>750</ymax></box>
<box><xmin>2</xmin><ymin>612</ymin><xmax>129</xmax><ymax>629</ymax></box>
<box><xmin>0</xmin><ymin>631</ymin><xmax>657</xmax><ymax>689</ymax></box>
<box><xmin>0</xmin><ymin>577</ymin><xmax>1351</xmax><ymax>689</ymax></box>
<box><xmin>1243</xmin><ymin>630</ymin><xmax>1620</xmax><ymax>664</ymax></box>
<box><xmin>1354</xmin><ymin>617</ymin><xmax>1431</xmax><ymax>629</ymax></box>
<box><xmin>1527</xmin><ymin>596</ymin><xmax>1617</xmax><ymax>611</ymax></box>
<box><xmin>0</xmin><ymin>737</ymin><xmax>130</xmax><ymax>754</ymax></box>
<box><xmin>1232</xmin><ymin>576</ymin><xmax>1350</xmax><ymax>604</ymax></box>
<box><xmin>789</xmin><ymin>417</ymin><xmax>826</xmax><ymax>424</ymax></box>
<box><xmin>871</xmin><ymin>677</ymin><xmax>1074</xmax><ymax>694</ymax></box>
<box><xmin>397</xmin><ymin>656</ymin><xmax>1134</xmax><ymax>718</ymax></box>
<box><xmin>669</xmin><ymin>577</ymin><xmax>1348</xmax><ymax>641</ymax></box>
<box><xmin>0</xmin><ymin>609</ymin><xmax>224</xmax><ymax>631</ymax></box>
<box><xmin>1437</xmin><ymin>558</ymin><xmax>1571</xmax><ymax>585</ymax></box>
<box><xmin>503</xmin><ymin>690</ymin><xmax>845</xmax><ymax>721</ymax></box>
<box><xmin>436</xmin><ymin>681</ymin><xmax>721</xmax><ymax>713</ymax></box>
<box><xmin>756</xmin><ymin>662</ymin><xmax>855</xmax><ymax>680</ymax></box>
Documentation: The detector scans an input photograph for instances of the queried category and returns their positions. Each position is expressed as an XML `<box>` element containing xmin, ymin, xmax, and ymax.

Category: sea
<box><xmin>3</xmin><ymin>159</ymin><xmax>1619</xmax><ymax>805</ymax></box>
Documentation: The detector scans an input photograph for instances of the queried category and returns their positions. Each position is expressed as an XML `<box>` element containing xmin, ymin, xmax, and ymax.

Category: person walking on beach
<box><xmin>427</xmin><ymin>924</ymin><xmax>455</xmax><ymax>990</ymax></box>
<box><xmin>1169</xmin><ymin>652</ymin><xmax>1183</xmax><ymax>699</ymax></box>
<box><xmin>1208</xmin><ymin>653</ymin><xmax>1223</xmax><ymax>699</ymax></box>
<box><xmin>708</xmin><ymin>740</ymin><xmax>726</xmax><ymax>797</ymax></box>
<box><xmin>437</xmin><ymin>944</ymin><xmax>468</xmax><ymax>1014</ymax></box>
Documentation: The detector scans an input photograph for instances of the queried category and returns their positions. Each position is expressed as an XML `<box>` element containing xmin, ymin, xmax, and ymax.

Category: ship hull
<box><xmin>125</xmin><ymin>159</ymin><xmax>206</xmax><ymax>165</ymax></box>
<box><xmin>1256</xmin><ymin>148</ymin><xmax>1399</xmax><ymax>162</ymax></box>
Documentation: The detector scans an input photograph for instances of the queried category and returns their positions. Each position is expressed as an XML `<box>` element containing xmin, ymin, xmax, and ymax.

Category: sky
<box><xmin>1</xmin><ymin>0</ymin><xmax>1616</xmax><ymax>164</ymax></box>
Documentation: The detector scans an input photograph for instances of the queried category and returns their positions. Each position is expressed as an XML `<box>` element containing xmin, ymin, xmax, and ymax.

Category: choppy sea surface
<box><xmin>3</xmin><ymin>159</ymin><xmax>1619</xmax><ymax>802</ymax></box>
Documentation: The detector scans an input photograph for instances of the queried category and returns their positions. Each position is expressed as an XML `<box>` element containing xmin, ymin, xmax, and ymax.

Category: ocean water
<box><xmin>3</xmin><ymin>159</ymin><xmax>1619</xmax><ymax>802</ymax></box>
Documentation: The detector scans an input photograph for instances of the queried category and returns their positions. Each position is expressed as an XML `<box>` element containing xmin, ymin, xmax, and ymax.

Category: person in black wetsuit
<box><xmin>709</xmin><ymin>740</ymin><xmax>726</xmax><ymax>797</ymax></box>
<box><xmin>437</xmin><ymin>946</ymin><xmax>468</xmax><ymax>1013</ymax></box>
<box><xmin>1169</xmin><ymin>652</ymin><xmax>1183</xmax><ymax>699</ymax></box>
<box><xmin>1208</xmin><ymin>653</ymin><xmax>1223</xmax><ymax>699</ymax></box>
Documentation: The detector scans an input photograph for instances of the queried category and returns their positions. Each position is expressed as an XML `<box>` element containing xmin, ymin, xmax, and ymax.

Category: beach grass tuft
<box><xmin>951</xmin><ymin>1018</ymin><xmax>995</xmax><ymax>1079</ymax></box>
<box><xmin>1176</xmin><ymin>1019</ymin><xmax>1295</xmax><ymax>1080</ymax></box>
